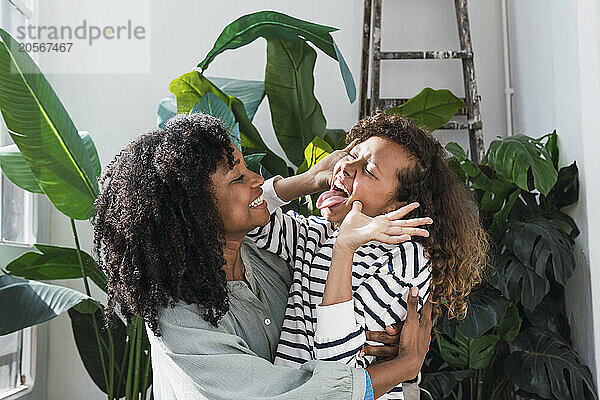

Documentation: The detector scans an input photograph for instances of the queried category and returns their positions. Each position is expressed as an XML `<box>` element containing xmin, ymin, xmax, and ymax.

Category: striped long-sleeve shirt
<box><xmin>247</xmin><ymin>178</ymin><xmax>432</xmax><ymax>400</ymax></box>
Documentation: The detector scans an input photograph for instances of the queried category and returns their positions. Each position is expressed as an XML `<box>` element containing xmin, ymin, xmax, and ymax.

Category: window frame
<box><xmin>0</xmin><ymin>0</ymin><xmax>39</xmax><ymax>399</ymax></box>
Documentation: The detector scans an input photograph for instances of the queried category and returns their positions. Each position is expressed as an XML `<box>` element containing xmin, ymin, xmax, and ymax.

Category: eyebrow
<box><xmin>224</xmin><ymin>158</ymin><xmax>241</xmax><ymax>175</ymax></box>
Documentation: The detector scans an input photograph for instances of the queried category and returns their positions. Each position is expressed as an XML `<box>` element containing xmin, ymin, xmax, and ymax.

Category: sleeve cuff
<box><xmin>363</xmin><ymin>370</ymin><xmax>374</xmax><ymax>400</ymax></box>
<box><xmin>262</xmin><ymin>176</ymin><xmax>290</xmax><ymax>214</ymax></box>
<box><xmin>315</xmin><ymin>299</ymin><xmax>357</xmax><ymax>340</ymax></box>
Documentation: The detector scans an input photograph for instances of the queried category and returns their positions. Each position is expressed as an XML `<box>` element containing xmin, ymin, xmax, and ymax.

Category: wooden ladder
<box><xmin>359</xmin><ymin>0</ymin><xmax>485</xmax><ymax>163</ymax></box>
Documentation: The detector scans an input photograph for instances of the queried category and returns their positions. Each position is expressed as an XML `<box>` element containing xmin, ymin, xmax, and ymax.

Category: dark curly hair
<box><xmin>347</xmin><ymin>113</ymin><xmax>488</xmax><ymax>321</ymax></box>
<box><xmin>92</xmin><ymin>113</ymin><xmax>235</xmax><ymax>336</ymax></box>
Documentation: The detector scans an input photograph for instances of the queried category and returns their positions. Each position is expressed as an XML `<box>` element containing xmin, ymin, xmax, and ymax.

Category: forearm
<box><xmin>272</xmin><ymin>172</ymin><xmax>320</xmax><ymax>202</ymax></box>
<box><xmin>367</xmin><ymin>357</ymin><xmax>415</xmax><ymax>399</ymax></box>
<box><xmin>321</xmin><ymin>243</ymin><xmax>354</xmax><ymax>306</ymax></box>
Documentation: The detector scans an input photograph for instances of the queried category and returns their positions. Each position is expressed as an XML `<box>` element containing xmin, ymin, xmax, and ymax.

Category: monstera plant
<box><xmin>417</xmin><ymin>133</ymin><xmax>598</xmax><ymax>400</ymax></box>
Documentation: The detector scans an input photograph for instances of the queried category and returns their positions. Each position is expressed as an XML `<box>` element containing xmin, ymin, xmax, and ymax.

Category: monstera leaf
<box><xmin>0</xmin><ymin>132</ymin><xmax>100</xmax><ymax>195</ymax></box>
<box><xmin>503</xmin><ymin>217</ymin><xmax>575</xmax><ymax>286</ymax></box>
<box><xmin>524</xmin><ymin>298</ymin><xmax>570</xmax><ymax>340</ymax></box>
<box><xmin>495</xmin><ymin>302</ymin><xmax>522</xmax><ymax>342</ymax></box>
<box><xmin>421</xmin><ymin>370</ymin><xmax>474</xmax><ymax>400</ymax></box>
<box><xmin>492</xmin><ymin>253</ymin><xmax>550</xmax><ymax>311</ymax></box>
<box><xmin>542</xmin><ymin>162</ymin><xmax>579</xmax><ymax>210</ymax></box>
<box><xmin>265</xmin><ymin>39</ymin><xmax>326</xmax><ymax>166</ymax></box>
<box><xmin>436</xmin><ymin>328</ymin><xmax>500</xmax><ymax>370</ymax></box>
<box><xmin>505</xmin><ymin>328</ymin><xmax>597</xmax><ymax>400</ymax></box>
<box><xmin>6</xmin><ymin>244</ymin><xmax>107</xmax><ymax>292</ymax></box>
<box><xmin>386</xmin><ymin>88</ymin><xmax>465</xmax><ymax>132</ymax></box>
<box><xmin>458</xmin><ymin>287</ymin><xmax>510</xmax><ymax>338</ymax></box>
<box><xmin>0</xmin><ymin>274</ymin><xmax>89</xmax><ymax>335</ymax></box>
<box><xmin>197</xmin><ymin>10</ymin><xmax>356</xmax><ymax>102</ymax></box>
<box><xmin>169</xmin><ymin>71</ymin><xmax>288</xmax><ymax>176</ymax></box>
<box><xmin>69</xmin><ymin>300</ymin><xmax>128</xmax><ymax>396</ymax></box>
<box><xmin>484</xmin><ymin>134</ymin><xmax>558</xmax><ymax>196</ymax></box>
<box><xmin>0</xmin><ymin>29</ymin><xmax>100</xmax><ymax>219</ymax></box>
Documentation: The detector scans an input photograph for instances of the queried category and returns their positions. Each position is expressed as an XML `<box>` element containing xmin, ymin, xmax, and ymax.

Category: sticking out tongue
<box><xmin>316</xmin><ymin>189</ymin><xmax>348</xmax><ymax>210</ymax></box>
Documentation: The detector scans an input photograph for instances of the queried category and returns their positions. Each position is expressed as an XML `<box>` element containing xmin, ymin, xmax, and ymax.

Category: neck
<box><xmin>222</xmin><ymin>233</ymin><xmax>246</xmax><ymax>281</ymax></box>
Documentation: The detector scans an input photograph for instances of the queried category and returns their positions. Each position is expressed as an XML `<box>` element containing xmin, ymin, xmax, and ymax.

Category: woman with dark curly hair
<box><xmin>92</xmin><ymin>112</ymin><xmax>432</xmax><ymax>400</ymax></box>
<box><xmin>247</xmin><ymin>112</ymin><xmax>488</xmax><ymax>399</ymax></box>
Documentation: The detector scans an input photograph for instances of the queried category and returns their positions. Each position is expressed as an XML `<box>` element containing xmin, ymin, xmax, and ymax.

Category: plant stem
<box><xmin>132</xmin><ymin>317</ymin><xmax>143</xmax><ymax>398</ymax></box>
<box><xmin>490</xmin><ymin>377</ymin><xmax>509</xmax><ymax>400</ymax></box>
<box><xmin>125</xmin><ymin>321</ymin><xmax>137</xmax><ymax>400</ymax></box>
<box><xmin>71</xmin><ymin>218</ymin><xmax>111</xmax><ymax>399</ymax></box>
<box><xmin>107</xmin><ymin>325</ymin><xmax>115</xmax><ymax>398</ymax></box>
<box><xmin>141</xmin><ymin>341</ymin><xmax>151</xmax><ymax>400</ymax></box>
<box><xmin>476</xmin><ymin>369</ymin><xmax>484</xmax><ymax>400</ymax></box>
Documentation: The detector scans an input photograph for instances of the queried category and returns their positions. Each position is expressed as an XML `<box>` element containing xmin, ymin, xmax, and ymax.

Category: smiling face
<box><xmin>210</xmin><ymin>146</ymin><xmax>269</xmax><ymax>240</ymax></box>
<box><xmin>318</xmin><ymin>136</ymin><xmax>415</xmax><ymax>223</ymax></box>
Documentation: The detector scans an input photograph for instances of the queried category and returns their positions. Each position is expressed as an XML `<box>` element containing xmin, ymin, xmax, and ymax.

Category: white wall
<box><xmin>509</xmin><ymin>0</ymin><xmax>600</xmax><ymax>386</ymax></box>
<box><xmin>32</xmin><ymin>1</ymin><xmax>507</xmax><ymax>398</ymax></box>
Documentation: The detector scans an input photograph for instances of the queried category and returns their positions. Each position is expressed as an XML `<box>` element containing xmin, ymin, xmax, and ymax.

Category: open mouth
<box><xmin>316</xmin><ymin>177</ymin><xmax>350</xmax><ymax>210</ymax></box>
<box><xmin>249</xmin><ymin>194</ymin><xmax>266</xmax><ymax>209</ymax></box>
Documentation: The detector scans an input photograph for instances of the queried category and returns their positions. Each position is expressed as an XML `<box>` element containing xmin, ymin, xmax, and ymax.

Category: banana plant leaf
<box><xmin>244</xmin><ymin>153</ymin><xmax>265</xmax><ymax>174</ymax></box>
<box><xmin>208</xmin><ymin>77</ymin><xmax>265</xmax><ymax>121</ymax></box>
<box><xmin>386</xmin><ymin>88</ymin><xmax>465</xmax><ymax>132</ymax></box>
<box><xmin>6</xmin><ymin>244</ymin><xmax>107</xmax><ymax>292</ymax></box>
<box><xmin>484</xmin><ymin>134</ymin><xmax>558</xmax><ymax>196</ymax></box>
<box><xmin>0</xmin><ymin>132</ymin><xmax>100</xmax><ymax>195</ymax></box>
<box><xmin>169</xmin><ymin>71</ymin><xmax>288</xmax><ymax>177</ymax></box>
<box><xmin>69</xmin><ymin>300</ymin><xmax>128</xmax><ymax>397</ymax></box>
<box><xmin>191</xmin><ymin>93</ymin><xmax>241</xmax><ymax>150</ymax></box>
<box><xmin>436</xmin><ymin>328</ymin><xmax>500</xmax><ymax>370</ymax></box>
<box><xmin>457</xmin><ymin>286</ymin><xmax>510</xmax><ymax>339</ymax></box>
<box><xmin>0</xmin><ymin>274</ymin><xmax>89</xmax><ymax>335</ymax></box>
<box><xmin>296</xmin><ymin>136</ymin><xmax>333</xmax><ymax>175</ymax></box>
<box><xmin>265</xmin><ymin>39</ymin><xmax>327</xmax><ymax>167</ymax></box>
<box><xmin>492</xmin><ymin>252</ymin><xmax>550</xmax><ymax>311</ymax></box>
<box><xmin>505</xmin><ymin>328</ymin><xmax>598</xmax><ymax>400</ymax></box>
<box><xmin>0</xmin><ymin>29</ymin><xmax>99</xmax><ymax>219</ymax></box>
<box><xmin>420</xmin><ymin>370</ymin><xmax>474</xmax><ymax>400</ymax></box>
<box><xmin>157</xmin><ymin>95</ymin><xmax>177</xmax><ymax>130</ymax></box>
<box><xmin>323</xmin><ymin>129</ymin><xmax>347</xmax><ymax>150</ymax></box>
<box><xmin>197</xmin><ymin>10</ymin><xmax>356</xmax><ymax>102</ymax></box>
<box><xmin>503</xmin><ymin>217</ymin><xmax>575</xmax><ymax>286</ymax></box>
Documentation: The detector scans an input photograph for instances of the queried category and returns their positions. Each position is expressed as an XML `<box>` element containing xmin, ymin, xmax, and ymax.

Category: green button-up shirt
<box><xmin>148</xmin><ymin>238</ymin><xmax>367</xmax><ymax>399</ymax></box>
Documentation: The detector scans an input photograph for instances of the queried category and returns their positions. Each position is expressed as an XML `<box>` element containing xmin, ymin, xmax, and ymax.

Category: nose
<box><xmin>340</xmin><ymin>159</ymin><xmax>356</xmax><ymax>178</ymax></box>
<box><xmin>250</xmin><ymin>169</ymin><xmax>265</xmax><ymax>187</ymax></box>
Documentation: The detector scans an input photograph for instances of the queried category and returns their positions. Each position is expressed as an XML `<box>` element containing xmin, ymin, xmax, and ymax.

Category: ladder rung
<box><xmin>377</xmin><ymin>50</ymin><xmax>473</xmax><ymax>60</ymax></box>
<box><xmin>439</xmin><ymin>120</ymin><xmax>483</xmax><ymax>130</ymax></box>
<box><xmin>366</xmin><ymin>98</ymin><xmax>468</xmax><ymax>116</ymax></box>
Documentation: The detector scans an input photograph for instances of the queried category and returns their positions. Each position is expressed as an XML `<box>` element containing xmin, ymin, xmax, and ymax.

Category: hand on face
<box><xmin>335</xmin><ymin>201</ymin><xmax>432</xmax><ymax>252</ymax></box>
<box><xmin>308</xmin><ymin>139</ymin><xmax>359</xmax><ymax>191</ymax></box>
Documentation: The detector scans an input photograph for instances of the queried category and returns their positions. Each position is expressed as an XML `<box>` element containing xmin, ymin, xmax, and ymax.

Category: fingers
<box><xmin>406</xmin><ymin>286</ymin><xmax>419</xmax><ymax>323</ymax></box>
<box><xmin>385</xmin><ymin>226</ymin><xmax>430</xmax><ymax>238</ymax></box>
<box><xmin>390</xmin><ymin>217</ymin><xmax>434</xmax><ymax>227</ymax></box>
<box><xmin>343</xmin><ymin>138</ymin><xmax>359</xmax><ymax>152</ymax></box>
<box><xmin>385</xmin><ymin>325</ymin><xmax>398</xmax><ymax>335</ymax></box>
<box><xmin>366</xmin><ymin>329</ymin><xmax>398</xmax><ymax>345</ymax></box>
<box><xmin>375</xmin><ymin>234</ymin><xmax>411</xmax><ymax>245</ymax></box>
<box><xmin>420</xmin><ymin>299</ymin><xmax>433</xmax><ymax>329</ymax></box>
<box><xmin>351</xmin><ymin>200</ymin><xmax>363</xmax><ymax>214</ymax></box>
<box><xmin>362</xmin><ymin>344</ymin><xmax>398</xmax><ymax>359</ymax></box>
<box><xmin>385</xmin><ymin>202</ymin><xmax>420</xmax><ymax>220</ymax></box>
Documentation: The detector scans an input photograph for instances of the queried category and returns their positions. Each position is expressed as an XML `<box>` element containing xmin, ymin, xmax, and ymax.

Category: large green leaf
<box><xmin>265</xmin><ymin>39</ymin><xmax>326</xmax><ymax>167</ymax></box>
<box><xmin>436</xmin><ymin>328</ymin><xmax>500</xmax><ymax>370</ymax></box>
<box><xmin>244</xmin><ymin>153</ymin><xmax>265</xmax><ymax>174</ymax></box>
<box><xmin>156</xmin><ymin>94</ymin><xmax>177</xmax><ymax>130</ymax></box>
<box><xmin>505</xmin><ymin>328</ymin><xmax>598</xmax><ymax>400</ymax></box>
<box><xmin>492</xmin><ymin>253</ymin><xmax>550</xmax><ymax>311</ymax></box>
<box><xmin>458</xmin><ymin>287</ymin><xmax>510</xmax><ymax>338</ymax></box>
<box><xmin>503</xmin><ymin>217</ymin><xmax>575</xmax><ymax>286</ymax></box>
<box><xmin>0</xmin><ymin>274</ymin><xmax>88</xmax><ymax>335</ymax></box>
<box><xmin>296</xmin><ymin>133</ymin><xmax>333</xmax><ymax>175</ymax></box>
<box><xmin>0</xmin><ymin>132</ymin><xmax>100</xmax><ymax>195</ymax></box>
<box><xmin>484</xmin><ymin>135</ymin><xmax>558</xmax><ymax>196</ymax></box>
<box><xmin>6</xmin><ymin>244</ymin><xmax>107</xmax><ymax>292</ymax></box>
<box><xmin>420</xmin><ymin>370</ymin><xmax>474</xmax><ymax>400</ymax></box>
<box><xmin>495</xmin><ymin>302</ymin><xmax>522</xmax><ymax>342</ymax></box>
<box><xmin>208</xmin><ymin>77</ymin><xmax>265</xmax><ymax>121</ymax></box>
<box><xmin>524</xmin><ymin>298</ymin><xmax>570</xmax><ymax>339</ymax></box>
<box><xmin>386</xmin><ymin>88</ymin><xmax>465</xmax><ymax>132</ymax></box>
<box><xmin>0</xmin><ymin>29</ymin><xmax>99</xmax><ymax>219</ymax></box>
<box><xmin>193</xmin><ymin>92</ymin><xmax>241</xmax><ymax>150</ymax></box>
<box><xmin>69</xmin><ymin>301</ymin><xmax>128</xmax><ymax>396</ymax></box>
<box><xmin>542</xmin><ymin>162</ymin><xmax>579</xmax><ymax>210</ymax></box>
<box><xmin>169</xmin><ymin>71</ymin><xmax>288</xmax><ymax>177</ymax></box>
<box><xmin>197</xmin><ymin>10</ymin><xmax>356</xmax><ymax>102</ymax></box>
